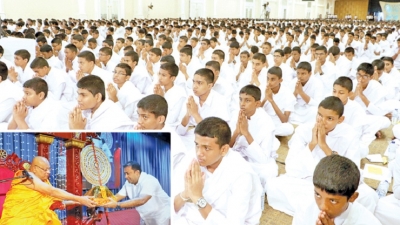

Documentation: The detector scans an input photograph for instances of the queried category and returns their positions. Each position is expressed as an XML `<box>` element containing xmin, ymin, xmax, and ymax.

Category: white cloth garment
<box><xmin>293</xmin><ymin>201</ymin><xmax>382</xmax><ymax>225</ymax></box>
<box><xmin>289</xmin><ymin>75</ymin><xmax>324</xmax><ymax>125</ymax></box>
<box><xmin>82</xmin><ymin>99</ymin><xmax>134</xmax><ymax>130</ymax></box>
<box><xmin>229</xmin><ymin>107</ymin><xmax>279</xmax><ymax>191</ymax></box>
<box><xmin>173</xmin><ymin>150</ymin><xmax>263</xmax><ymax>225</ymax></box>
<box><xmin>117</xmin><ymin>172</ymin><xmax>170</xmax><ymax>225</ymax></box>
<box><xmin>115</xmin><ymin>81</ymin><xmax>143</xmax><ymax>122</ymax></box>
<box><xmin>23</xmin><ymin>98</ymin><xmax>69</xmax><ymax>130</ymax></box>
<box><xmin>263</xmin><ymin>85</ymin><xmax>296</xmax><ymax>136</ymax></box>
<box><xmin>163</xmin><ymin>85</ymin><xmax>187</xmax><ymax>128</ymax></box>
<box><xmin>0</xmin><ymin>80</ymin><xmax>23</xmax><ymax>129</ymax></box>
<box><xmin>374</xmin><ymin>148</ymin><xmax>400</xmax><ymax>225</ymax></box>
<box><xmin>176</xmin><ymin>90</ymin><xmax>230</xmax><ymax>149</ymax></box>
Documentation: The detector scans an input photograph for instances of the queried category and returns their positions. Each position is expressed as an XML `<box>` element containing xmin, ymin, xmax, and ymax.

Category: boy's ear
<box><xmin>95</xmin><ymin>93</ymin><xmax>102</xmax><ymax>102</ymax></box>
<box><xmin>38</xmin><ymin>91</ymin><xmax>45</xmax><ymax>100</ymax></box>
<box><xmin>338</xmin><ymin>115</ymin><xmax>345</xmax><ymax>124</ymax></box>
<box><xmin>348</xmin><ymin>191</ymin><xmax>359</xmax><ymax>203</ymax></box>
<box><xmin>220</xmin><ymin>143</ymin><xmax>230</xmax><ymax>156</ymax></box>
<box><xmin>157</xmin><ymin>115</ymin><xmax>166</xmax><ymax>124</ymax></box>
<box><xmin>255</xmin><ymin>100</ymin><xmax>262</xmax><ymax>107</ymax></box>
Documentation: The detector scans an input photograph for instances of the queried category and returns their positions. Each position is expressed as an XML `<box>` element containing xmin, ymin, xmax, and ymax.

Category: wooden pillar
<box><xmin>35</xmin><ymin>134</ymin><xmax>54</xmax><ymax>160</ymax></box>
<box><xmin>65</xmin><ymin>138</ymin><xmax>86</xmax><ymax>225</ymax></box>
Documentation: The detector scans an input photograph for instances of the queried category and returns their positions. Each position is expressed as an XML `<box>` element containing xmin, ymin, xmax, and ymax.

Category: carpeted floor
<box><xmin>95</xmin><ymin>209</ymin><xmax>140</xmax><ymax>225</ymax></box>
<box><xmin>259</xmin><ymin>125</ymin><xmax>395</xmax><ymax>225</ymax></box>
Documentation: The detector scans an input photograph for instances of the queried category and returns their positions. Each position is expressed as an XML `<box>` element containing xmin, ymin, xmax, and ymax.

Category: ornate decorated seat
<box><xmin>0</xmin><ymin>149</ymin><xmax>65</xmax><ymax>218</ymax></box>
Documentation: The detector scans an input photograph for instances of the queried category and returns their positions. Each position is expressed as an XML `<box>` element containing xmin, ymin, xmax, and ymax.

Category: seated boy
<box><xmin>30</xmin><ymin>57</ymin><xmax>75</xmax><ymax>102</ymax></box>
<box><xmin>374</xmin><ymin>125</ymin><xmax>400</xmax><ymax>224</ymax></box>
<box><xmin>153</xmin><ymin>62</ymin><xmax>186</xmax><ymax>128</ymax></box>
<box><xmin>288</xmin><ymin>61</ymin><xmax>324</xmax><ymax>125</ymax></box>
<box><xmin>176</xmin><ymin>68</ymin><xmax>230</xmax><ymax>149</ymax></box>
<box><xmin>262</xmin><ymin>66</ymin><xmax>295</xmax><ymax>136</ymax></box>
<box><xmin>69</xmin><ymin>75</ymin><xmax>134</xmax><ymax>130</ymax></box>
<box><xmin>351</xmin><ymin>63</ymin><xmax>391</xmax><ymax>139</ymax></box>
<box><xmin>333</xmin><ymin>76</ymin><xmax>381</xmax><ymax>158</ymax></box>
<box><xmin>173</xmin><ymin>117</ymin><xmax>262</xmax><ymax>224</ymax></box>
<box><xmin>292</xmin><ymin>155</ymin><xmax>382</xmax><ymax>225</ymax></box>
<box><xmin>237</xmin><ymin>53</ymin><xmax>267</xmax><ymax>97</ymax></box>
<box><xmin>267</xmin><ymin>96</ymin><xmax>378</xmax><ymax>215</ymax></box>
<box><xmin>106</xmin><ymin>63</ymin><xmax>142</xmax><ymax>122</ymax></box>
<box><xmin>229</xmin><ymin>84</ymin><xmax>279</xmax><ymax>192</ymax></box>
<box><xmin>0</xmin><ymin>61</ymin><xmax>23</xmax><ymax>129</ymax></box>
<box><xmin>8</xmin><ymin>78</ymin><xmax>69</xmax><ymax>130</ymax></box>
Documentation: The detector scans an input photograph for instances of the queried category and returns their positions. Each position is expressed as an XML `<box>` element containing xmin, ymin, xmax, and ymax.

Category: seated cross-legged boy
<box><xmin>173</xmin><ymin>117</ymin><xmax>263</xmax><ymax>225</ymax></box>
<box><xmin>8</xmin><ymin>78</ymin><xmax>69</xmax><ymax>130</ymax></box>
<box><xmin>176</xmin><ymin>68</ymin><xmax>230</xmax><ymax>150</ymax></box>
<box><xmin>69</xmin><ymin>75</ymin><xmax>134</xmax><ymax>130</ymax></box>
<box><xmin>106</xmin><ymin>63</ymin><xmax>142</xmax><ymax>122</ymax></box>
<box><xmin>292</xmin><ymin>155</ymin><xmax>382</xmax><ymax>225</ymax></box>
<box><xmin>267</xmin><ymin>96</ymin><xmax>378</xmax><ymax>216</ymax></box>
<box><xmin>333</xmin><ymin>77</ymin><xmax>377</xmax><ymax>158</ymax></box>
<box><xmin>153</xmin><ymin>62</ymin><xmax>186</xmax><ymax>128</ymax></box>
<box><xmin>237</xmin><ymin>53</ymin><xmax>267</xmax><ymax>97</ymax></box>
<box><xmin>288</xmin><ymin>61</ymin><xmax>324</xmax><ymax>125</ymax></box>
<box><xmin>229</xmin><ymin>85</ymin><xmax>279</xmax><ymax>193</ymax></box>
<box><xmin>262</xmin><ymin>66</ymin><xmax>296</xmax><ymax>136</ymax></box>
<box><xmin>351</xmin><ymin>63</ymin><xmax>391</xmax><ymax>141</ymax></box>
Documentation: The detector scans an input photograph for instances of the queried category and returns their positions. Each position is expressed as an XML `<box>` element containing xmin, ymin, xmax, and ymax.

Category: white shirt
<box><xmin>46</xmin><ymin>56</ymin><xmax>63</xmax><ymax>70</ymax></box>
<box><xmin>173</xmin><ymin>150</ymin><xmax>262</xmax><ymax>225</ymax></box>
<box><xmin>176</xmin><ymin>90</ymin><xmax>230</xmax><ymax>135</ymax></box>
<box><xmin>263</xmin><ymin>85</ymin><xmax>296</xmax><ymax>126</ymax></box>
<box><xmin>115</xmin><ymin>81</ymin><xmax>143</xmax><ymax>122</ymax></box>
<box><xmin>118</xmin><ymin>172</ymin><xmax>170</xmax><ymax>225</ymax></box>
<box><xmin>163</xmin><ymin>85</ymin><xmax>186</xmax><ymax>128</ymax></box>
<box><xmin>0</xmin><ymin>80</ymin><xmax>23</xmax><ymax>124</ymax></box>
<box><xmin>285</xmin><ymin>122</ymin><xmax>360</xmax><ymax>179</ymax></box>
<box><xmin>82</xmin><ymin>99</ymin><xmax>134</xmax><ymax>130</ymax></box>
<box><xmin>293</xmin><ymin>201</ymin><xmax>382</xmax><ymax>225</ymax></box>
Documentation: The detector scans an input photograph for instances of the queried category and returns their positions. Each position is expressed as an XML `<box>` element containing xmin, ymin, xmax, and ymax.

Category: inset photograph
<box><xmin>0</xmin><ymin>132</ymin><xmax>170</xmax><ymax>225</ymax></box>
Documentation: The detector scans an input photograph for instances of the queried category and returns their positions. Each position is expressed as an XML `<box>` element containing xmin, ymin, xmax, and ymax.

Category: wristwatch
<box><xmin>196</xmin><ymin>197</ymin><xmax>207</xmax><ymax>209</ymax></box>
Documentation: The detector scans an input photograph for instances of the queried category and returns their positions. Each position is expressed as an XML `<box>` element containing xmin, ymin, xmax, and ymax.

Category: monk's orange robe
<box><xmin>0</xmin><ymin>170</ymin><xmax>61</xmax><ymax>225</ymax></box>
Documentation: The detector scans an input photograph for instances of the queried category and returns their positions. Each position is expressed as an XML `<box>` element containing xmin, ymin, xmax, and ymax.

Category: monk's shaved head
<box><xmin>31</xmin><ymin>156</ymin><xmax>49</xmax><ymax>165</ymax></box>
<box><xmin>31</xmin><ymin>156</ymin><xmax>51</xmax><ymax>181</ymax></box>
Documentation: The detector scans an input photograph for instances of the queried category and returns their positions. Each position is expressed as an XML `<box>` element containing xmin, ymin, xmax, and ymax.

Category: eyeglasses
<box><xmin>273</xmin><ymin>55</ymin><xmax>282</xmax><ymax>58</ymax></box>
<box><xmin>356</xmin><ymin>73</ymin><xmax>370</xmax><ymax>80</ymax></box>
<box><xmin>113</xmin><ymin>71</ymin><xmax>127</xmax><ymax>76</ymax></box>
<box><xmin>35</xmin><ymin>165</ymin><xmax>51</xmax><ymax>172</ymax></box>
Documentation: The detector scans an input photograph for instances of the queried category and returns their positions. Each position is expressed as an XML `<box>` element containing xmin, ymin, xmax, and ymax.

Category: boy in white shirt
<box><xmin>292</xmin><ymin>155</ymin><xmax>382</xmax><ymax>225</ymax></box>
<box><xmin>262</xmin><ymin>66</ymin><xmax>296</xmax><ymax>136</ymax></box>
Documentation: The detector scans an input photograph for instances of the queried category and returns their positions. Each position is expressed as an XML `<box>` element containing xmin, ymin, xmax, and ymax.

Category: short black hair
<box><xmin>371</xmin><ymin>59</ymin><xmax>385</xmax><ymax>71</ymax></box>
<box><xmin>318</xmin><ymin>96</ymin><xmax>344</xmax><ymax>117</ymax></box>
<box><xmin>205</xmin><ymin>60</ymin><xmax>220</xmax><ymax>72</ymax></box>
<box><xmin>123</xmin><ymin>161</ymin><xmax>141</xmax><ymax>172</ymax></box>
<box><xmin>253</xmin><ymin>53</ymin><xmax>266</xmax><ymax>63</ymax></box>
<box><xmin>194</xmin><ymin>68</ymin><xmax>214</xmax><ymax>84</ymax></box>
<box><xmin>194</xmin><ymin>117</ymin><xmax>231</xmax><ymax>148</ymax></box>
<box><xmin>297</xmin><ymin>61</ymin><xmax>312</xmax><ymax>72</ymax></box>
<box><xmin>268</xmin><ymin>66</ymin><xmax>282</xmax><ymax>79</ymax></box>
<box><xmin>357</xmin><ymin>63</ymin><xmax>374</xmax><ymax>76</ymax></box>
<box><xmin>15</xmin><ymin>49</ymin><xmax>31</xmax><ymax>62</ymax></box>
<box><xmin>239</xmin><ymin>84</ymin><xmax>261</xmax><ymax>101</ymax></box>
<box><xmin>333</xmin><ymin>77</ymin><xmax>353</xmax><ymax>92</ymax></box>
<box><xmin>381</xmin><ymin>56</ymin><xmax>394</xmax><ymax>65</ymax></box>
<box><xmin>77</xmin><ymin>75</ymin><xmax>105</xmax><ymax>101</ymax></box>
<box><xmin>137</xmin><ymin>94</ymin><xmax>168</xmax><ymax>118</ymax></box>
<box><xmin>0</xmin><ymin>61</ymin><xmax>8</xmax><ymax>81</ymax></box>
<box><xmin>23</xmin><ymin>77</ymin><xmax>48</xmax><ymax>98</ymax></box>
<box><xmin>30</xmin><ymin>57</ymin><xmax>49</xmax><ymax>69</ymax></box>
<box><xmin>313</xmin><ymin>155</ymin><xmax>360</xmax><ymax>200</ymax></box>
<box><xmin>115</xmin><ymin>63</ymin><xmax>132</xmax><ymax>76</ymax></box>
<box><xmin>160</xmin><ymin>62</ymin><xmax>179</xmax><ymax>77</ymax></box>
<box><xmin>77</xmin><ymin>50</ymin><xmax>96</xmax><ymax>63</ymax></box>
<box><xmin>160</xmin><ymin>55</ymin><xmax>175</xmax><ymax>64</ymax></box>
